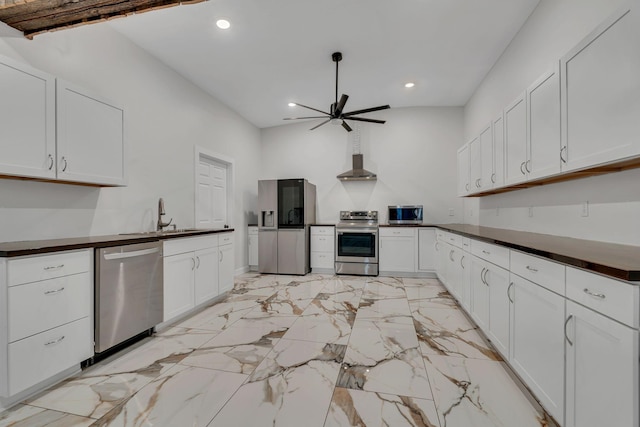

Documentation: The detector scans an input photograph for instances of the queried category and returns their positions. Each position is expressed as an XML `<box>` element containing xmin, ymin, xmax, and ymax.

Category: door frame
<box><xmin>194</xmin><ymin>146</ymin><xmax>235</xmax><ymax>229</ymax></box>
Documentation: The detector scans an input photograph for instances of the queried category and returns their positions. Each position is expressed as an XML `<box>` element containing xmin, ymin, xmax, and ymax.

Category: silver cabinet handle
<box><xmin>61</xmin><ymin>156</ymin><xmax>68</xmax><ymax>172</ymax></box>
<box><xmin>525</xmin><ymin>160</ymin><xmax>531</xmax><ymax>173</ymax></box>
<box><xmin>220</xmin><ymin>251</ymin><xmax>224</xmax><ymax>262</ymax></box>
<box><xmin>491</xmin><ymin>173</ymin><xmax>496</xmax><ymax>183</ymax></box>
<box><xmin>507</xmin><ymin>282</ymin><xmax>514</xmax><ymax>303</ymax></box>
<box><xmin>434</xmin><ymin>242</ymin><xmax>439</xmax><ymax>251</ymax></box>
<box><xmin>480</xmin><ymin>267</ymin><xmax>487</xmax><ymax>285</ymax></box>
<box><xmin>196</xmin><ymin>256</ymin><xmax>201</xmax><ymax>268</ymax></box>
<box><xmin>583</xmin><ymin>288</ymin><xmax>605</xmax><ymax>299</ymax></box>
<box><xmin>44</xmin><ymin>287</ymin><xmax>65</xmax><ymax>295</ymax></box>
<box><xmin>191</xmin><ymin>257</ymin><xmax>196</xmax><ymax>270</ymax></box>
<box><xmin>482</xmin><ymin>250</ymin><xmax>490</xmax><ymax>255</ymax></box>
<box><xmin>47</xmin><ymin>154</ymin><xmax>54</xmax><ymax>170</ymax></box>
<box><xmin>44</xmin><ymin>264</ymin><xmax>64</xmax><ymax>271</ymax></box>
<box><xmin>525</xmin><ymin>265</ymin><xmax>538</xmax><ymax>273</ymax></box>
<box><xmin>564</xmin><ymin>314</ymin><xmax>574</xmax><ymax>346</ymax></box>
<box><xmin>460</xmin><ymin>255</ymin><xmax>465</xmax><ymax>269</ymax></box>
<box><xmin>482</xmin><ymin>268</ymin><xmax>489</xmax><ymax>285</ymax></box>
<box><xmin>104</xmin><ymin>247</ymin><xmax>159</xmax><ymax>260</ymax></box>
<box><xmin>465</xmin><ymin>183</ymin><xmax>469</xmax><ymax>191</ymax></box>
<box><xmin>560</xmin><ymin>146</ymin><xmax>567</xmax><ymax>163</ymax></box>
<box><xmin>520</xmin><ymin>161</ymin><xmax>526</xmax><ymax>175</ymax></box>
<box><xmin>45</xmin><ymin>335</ymin><xmax>65</xmax><ymax>346</ymax></box>
<box><xmin>449</xmin><ymin>250</ymin><xmax>454</xmax><ymax>262</ymax></box>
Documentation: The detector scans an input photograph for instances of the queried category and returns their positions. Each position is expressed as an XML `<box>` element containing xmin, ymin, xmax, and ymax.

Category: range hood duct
<box><xmin>337</xmin><ymin>154</ymin><xmax>377</xmax><ymax>181</ymax></box>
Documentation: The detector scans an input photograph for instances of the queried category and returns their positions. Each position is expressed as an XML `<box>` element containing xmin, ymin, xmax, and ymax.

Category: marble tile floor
<box><xmin>0</xmin><ymin>274</ymin><xmax>557</xmax><ymax>427</ymax></box>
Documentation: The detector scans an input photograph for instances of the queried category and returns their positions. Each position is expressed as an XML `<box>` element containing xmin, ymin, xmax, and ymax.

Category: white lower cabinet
<box><xmin>163</xmin><ymin>232</ymin><xmax>234</xmax><ymax>323</ymax></box>
<box><xmin>510</xmin><ymin>274</ymin><xmax>565</xmax><ymax>423</ymax></box>
<box><xmin>379</xmin><ymin>228</ymin><xmax>416</xmax><ymax>273</ymax></box>
<box><xmin>564</xmin><ymin>300</ymin><xmax>638</xmax><ymax>427</ymax></box>
<box><xmin>445</xmin><ymin>245</ymin><xmax>463</xmax><ymax>300</ymax></box>
<box><xmin>417</xmin><ymin>228</ymin><xmax>436</xmax><ymax>272</ymax></box>
<box><xmin>248</xmin><ymin>226</ymin><xmax>258</xmax><ymax>271</ymax></box>
<box><xmin>485</xmin><ymin>263</ymin><xmax>510</xmax><ymax>358</ymax></box>
<box><xmin>310</xmin><ymin>226</ymin><xmax>335</xmax><ymax>272</ymax></box>
<box><xmin>470</xmin><ymin>257</ymin><xmax>490</xmax><ymax>332</ymax></box>
<box><xmin>459</xmin><ymin>250</ymin><xmax>472</xmax><ymax>312</ymax></box>
<box><xmin>0</xmin><ymin>249</ymin><xmax>93</xmax><ymax>398</ymax></box>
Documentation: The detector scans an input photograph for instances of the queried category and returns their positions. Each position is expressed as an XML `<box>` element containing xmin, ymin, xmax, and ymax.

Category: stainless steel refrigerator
<box><xmin>258</xmin><ymin>179</ymin><xmax>316</xmax><ymax>275</ymax></box>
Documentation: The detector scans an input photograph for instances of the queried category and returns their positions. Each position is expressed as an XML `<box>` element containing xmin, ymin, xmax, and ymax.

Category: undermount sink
<box><xmin>119</xmin><ymin>228</ymin><xmax>199</xmax><ymax>236</ymax></box>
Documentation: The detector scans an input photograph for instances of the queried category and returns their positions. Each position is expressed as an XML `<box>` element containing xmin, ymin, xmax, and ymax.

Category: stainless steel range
<box><xmin>335</xmin><ymin>210</ymin><xmax>379</xmax><ymax>276</ymax></box>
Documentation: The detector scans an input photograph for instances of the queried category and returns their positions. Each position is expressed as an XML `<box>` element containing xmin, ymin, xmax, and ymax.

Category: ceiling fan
<box><xmin>284</xmin><ymin>52</ymin><xmax>390</xmax><ymax>132</ymax></box>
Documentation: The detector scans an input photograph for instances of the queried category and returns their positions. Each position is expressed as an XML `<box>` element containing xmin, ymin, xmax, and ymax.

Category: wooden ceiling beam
<box><xmin>0</xmin><ymin>0</ymin><xmax>204</xmax><ymax>38</ymax></box>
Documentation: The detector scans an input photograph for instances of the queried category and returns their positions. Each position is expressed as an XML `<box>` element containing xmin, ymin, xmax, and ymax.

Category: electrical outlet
<box><xmin>528</xmin><ymin>207</ymin><xmax>534</xmax><ymax>217</ymax></box>
<box><xmin>448</xmin><ymin>208</ymin><xmax>455</xmax><ymax>216</ymax></box>
<box><xmin>581</xmin><ymin>201</ymin><xmax>589</xmax><ymax>217</ymax></box>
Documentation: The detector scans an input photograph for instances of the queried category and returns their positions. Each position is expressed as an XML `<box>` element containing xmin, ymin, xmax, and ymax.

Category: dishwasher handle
<box><xmin>103</xmin><ymin>247</ymin><xmax>160</xmax><ymax>260</ymax></box>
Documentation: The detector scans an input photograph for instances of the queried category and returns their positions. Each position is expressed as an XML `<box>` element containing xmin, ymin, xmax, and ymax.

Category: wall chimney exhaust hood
<box><xmin>337</xmin><ymin>154</ymin><xmax>377</xmax><ymax>181</ymax></box>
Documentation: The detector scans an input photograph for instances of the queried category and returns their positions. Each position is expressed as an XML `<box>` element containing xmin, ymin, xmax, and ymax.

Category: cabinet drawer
<box><xmin>9</xmin><ymin>316</ymin><xmax>92</xmax><ymax>395</ymax></box>
<box><xmin>311</xmin><ymin>235</ymin><xmax>334</xmax><ymax>253</ymax></box>
<box><xmin>248</xmin><ymin>226</ymin><xmax>258</xmax><ymax>236</ymax></box>
<box><xmin>311</xmin><ymin>252</ymin><xmax>334</xmax><ymax>269</ymax></box>
<box><xmin>443</xmin><ymin>232</ymin><xmax>463</xmax><ymax>248</ymax></box>
<box><xmin>9</xmin><ymin>272</ymin><xmax>91</xmax><ymax>342</ymax></box>
<box><xmin>436</xmin><ymin>229</ymin><xmax>445</xmax><ymax>241</ymax></box>
<box><xmin>380</xmin><ymin>227</ymin><xmax>416</xmax><ymax>238</ymax></box>
<box><xmin>461</xmin><ymin>238</ymin><xmax>471</xmax><ymax>252</ymax></box>
<box><xmin>7</xmin><ymin>250</ymin><xmax>91</xmax><ymax>287</ymax></box>
<box><xmin>566</xmin><ymin>267</ymin><xmax>639</xmax><ymax>328</ymax></box>
<box><xmin>511</xmin><ymin>250</ymin><xmax>565</xmax><ymax>295</ymax></box>
<box><xmin>164</xmin><ymin>235</ymin><xmax>218</xmax><ymax>256</ymax></box>
<box><xmin>311</xmin><ymin>226</ymin><xmax>334</xmax><ymax>236</ymax></box>
<box><xmin>219</xmin><ymin>232</ymin><xmax>234</xmax><ymax>246</ymax></box>
<box><xmin>471</xmin><ymin>239</ymin><xmax>509</xmax><ymax>269</ymax></box>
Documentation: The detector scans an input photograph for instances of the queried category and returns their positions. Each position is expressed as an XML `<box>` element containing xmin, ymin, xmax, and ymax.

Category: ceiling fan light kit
<box><xmin>284</xmin><ymin>52</ymin><xmax>390</xmax><ymax>132</ymax></box>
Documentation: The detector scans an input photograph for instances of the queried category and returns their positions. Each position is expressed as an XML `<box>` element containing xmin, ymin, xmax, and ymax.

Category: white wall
<box><xmin>261</xmin><ymin>107</ymin><xmax>464</xmax><ymax>225</ymax></box>
<box><xmin>0</xmin><ymin>23</ymin><xmax>262</xmax><ymax>269</ymax></box>
<box><xmin>464</xmin><ymin>0</ymin><xmax>640</xmax><ymax>245</ymax></box>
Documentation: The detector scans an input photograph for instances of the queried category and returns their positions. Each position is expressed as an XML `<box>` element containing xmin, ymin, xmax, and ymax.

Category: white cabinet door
<box><xmin>445</xmin><ymin>246</ymin><xmax>462</xmax><ymax>300</ymax></box>
<box><xmin>486</xmin><ymin>264</ymin><xmax>510</xmax><ymax>358</ymax></box>
<box><xmin>459</xmin><ymin>251</ymin><xmax>472</xmax><ymax>312</ymax></box>
<box><xmin>248</xmin><ymin>234</ymin><xmax>258</xmax><ymax>268</ymax></box>
<box><xmin>380</xmin><ymin>237</ymin><xmax>415</xmax><ymax>273</ymax></box>
<box><xmin>504</xmin><ymin>93</ymin><xmax>528</xmax><ymax>185</ymax></box>
<box><xmin>492</xmin><ymin>114</ymin><xmax>505</xmax><ymax>188</ymax></box>
<box><xmin>0</xmin><ymin>55</ymin><xmax>56</xmax><ymax>180</ymax></box>
<box><xmin>527</xmin><ymin>64</ymin><xmax>561</xmax><ymax>180</ymax></box>
<box><xmin>435</xmin><ymin>240</ymin><xmax>447</xmax><ymax>284</ymax></box>
<box><xmin>510</xmin><ymin>274</ymin><xmax>565</xmax><ymax>423</ymax></box>
<box><xmin>163</xmin><ymin>252</ymin><xmax>195</xmax><ymax>321</ymax></box>
<box><xmin>457</xmin><ymin>144</ymin><xmax>470</xmax><ymax>196</ymax></box>
<box><xmin>565</xmin><ymin>300</ymin><xmax>638</xmax><ymax>427</ymax></box>
<box><xmin>218</xmin><ymin>244</ymin><xmax>234</xmax><ymax>294</ymax></box>
<box><xmin>469</xmin><ymin>137</ymin><xmax>481</xmax><ymax>193</ymax></box>
<box><xmin>479</xmin><ymin>123</ymin><xmax>493</xmax><ymax>191</ymax></box>
<box><xmin>194</xmin><ymin>246</ymin><xmax>219</xmax><ymax>306</ymax></box>
<box><xmin>418</xmin><ymin>229</ymin><xmax>436</xmax><ymax>272</ymax></box>
<box><xmin>56</xmin><ymin>80</ymin><xmax>126</xmax><ymax>186</ymax></box>
<box><xmin>561</xmin><ymin>4</ymin><xmax>640</xmax><ymax>171</ymax></box>
<box><xmin>470</xmin><ymin>257</ymin><xmax>489</xmax><ymax>332</ymax></box>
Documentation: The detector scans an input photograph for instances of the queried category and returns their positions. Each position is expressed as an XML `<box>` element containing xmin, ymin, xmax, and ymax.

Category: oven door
<box><xmin>335</xmin><ymin>227</ymin><xmax>378</xmax><ymax>263</ymax></box>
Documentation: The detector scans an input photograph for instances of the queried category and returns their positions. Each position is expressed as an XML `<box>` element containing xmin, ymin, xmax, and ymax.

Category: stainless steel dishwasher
<box><xmin>95</xmin><ymin>240</ymin><xmax>163</xmax><ymax>354</ymax></box>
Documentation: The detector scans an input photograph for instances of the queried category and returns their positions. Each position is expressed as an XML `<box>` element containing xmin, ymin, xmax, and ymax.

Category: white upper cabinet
<box><xmin>527</xmin><ymin>63</ymin><xmax>561</xmax><ymax>180</ymax></box>
<box><xmin>0</xmin><ymin>56</ymin><xmax>56</xmax><ymax>180</ymax></box>
<box><xmin>561</xmin><ymin>3</ymin><xmax>640</xmax><ymax>172</ymax></box>
<box><xmin>469</xmin><ymin>137</ymin><xmax>481</xmax><ymax>193</ymax></box>
<box><xmin>456</xmin><ymin>144</ymin><xmax>470</xmax><ymax>196</ymax></box>
<box><xmin>504</xmin><ymin>92</ymin><xmax>528</xmax><ymax>185</ymax></box>
<box><xmin>479</xmin><ymin>123</ymin><xmax>494</xmax><ymax>190</ymax></box>
<box><xmin>492</xmin><ymin>114</ymin><xmax>505</xmax><ymax>188</ymax></box>
<box><xmin>56</xmin><ymin>80</ymin><xmax>126</xmax><ymax>186</ymax></box>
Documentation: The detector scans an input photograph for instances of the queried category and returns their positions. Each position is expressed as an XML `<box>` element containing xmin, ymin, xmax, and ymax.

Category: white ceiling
<box><xmin>108</xmin><ymin>0</ymin><xmax>540</xmax><ymax>129</ymax></box>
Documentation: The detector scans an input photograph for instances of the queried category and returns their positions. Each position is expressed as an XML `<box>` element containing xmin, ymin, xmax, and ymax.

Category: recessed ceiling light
<box><xmin>405</xmin><ymin>82</ymin><xmax>415</xmax><ymax>88</ymax></box>
<box><xmin>288</xmin><ymin>102</ymin><xmax>296</xmax><ymax>107</ymax></box>
<box><xmin>216</xmin><ymin>19</ymin><xmax>231</xmax><ymax>30</ymax></box>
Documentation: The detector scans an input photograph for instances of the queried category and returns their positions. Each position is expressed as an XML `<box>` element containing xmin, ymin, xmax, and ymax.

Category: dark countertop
<box><xmin>380</xmin><ymin>224</ymin><xmax>439</xmax><ymax>227</ymax></box>
<box><xmin>0</xmin><ymin>228</ymin><xmax>235</xmax><ymax>257</ymax></box>
<box><xmin>437</xmin><ymin>224</ymin><xmax>640</xmax><ymax>282</ymax></box>
<box><xmin>311</xmin><ymin>224</ymin><xmax>336</xmax><ymax>227</ymax></box>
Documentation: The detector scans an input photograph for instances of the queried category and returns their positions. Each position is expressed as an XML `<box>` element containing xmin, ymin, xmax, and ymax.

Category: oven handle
<box><xmin>336</xmin><ymin>228</ymin><xmax>378</xmax><ymax>234</ymax></box>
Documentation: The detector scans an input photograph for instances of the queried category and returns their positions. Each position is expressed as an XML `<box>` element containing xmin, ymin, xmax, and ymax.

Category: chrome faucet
<box><xmin>157</xmin><ymin>198</ymin><xmax>173</xmax><ymax>231</ymax></box>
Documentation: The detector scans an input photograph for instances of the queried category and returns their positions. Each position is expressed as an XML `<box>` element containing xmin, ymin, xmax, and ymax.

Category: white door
<box><xmin>469</xmin><ymin>137</ymin><xmax>481</xmax><ymax>193</ymax></box>
<box><xmin>197</xmin><ymin>158</ymin><xmax>227</xmax><ymax>229</ymax></box>
<box><xmin>486</xmin><ymin>264</ymin><xmax>510</xmax><ymax>358</ymax></box>
<box><xmin>163</xmin><ymin>252</ymin><xmax>195</xmax><ymax>322</ymax></box>
<box><xmin>470</xmin><ymin>257</ymin><xmax>489</xmax><ymax>332</ymax></box>
<box><xmin>565</xmin><ymin>301</ymin><xmax>638</xmax><ymax>427</ymax></box>
<box><xmin>504</xmin><ymin>93</ymin><xmax>528</xmax><ymax>185</ymax></box>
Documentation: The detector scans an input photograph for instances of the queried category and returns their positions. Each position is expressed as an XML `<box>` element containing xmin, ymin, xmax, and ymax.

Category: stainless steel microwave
<box><xmin>388</xmin><ymin>205</ymin><xmax>423</xmax><ymax>225</ymax></box>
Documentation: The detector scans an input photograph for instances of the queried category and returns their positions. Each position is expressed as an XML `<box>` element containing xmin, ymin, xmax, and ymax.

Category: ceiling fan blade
<box><xmin>309</xmin><ymin>119</ymin><xmax>331</xmax><ymax>130</ymax></box>
<box><xmin>341</xmin><ymin>120</ymin><xmax>353</xmax><ymax>132</ymax></box>
<box><xmin>342</xmin><ymin>104</ymin><xmax>390</xmax><ymax>117</ymax></box>
<box><xmin>295</xmin><ymin>103</ymin><xmax>330</xmax><ymax>115</ymax></box>
<box><xmin>344</xmin><ymin>116</ymin><xmax>386</xmax><ymax>124</ymax></box>
<box><xmin>283</xmin><ymin>116</ymin><xmax>328</xmax><ymax>120</ymax></box>
<box><xmin>334</xmin><ymin>94</ymin><xmax>349</xmax><ymax>117</ymax></box>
